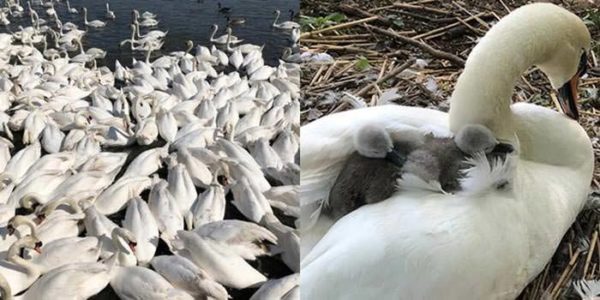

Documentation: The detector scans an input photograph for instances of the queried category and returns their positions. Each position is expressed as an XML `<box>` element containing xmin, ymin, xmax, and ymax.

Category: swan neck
<box><xmin>210</xmin><ymin>26</ymin><xmax>217</xmax><ymax>40</ymax></box>
<box><xmin>13</xmin><ymin>217</ymin><xmax>37</xmax><ymax>238</ymax></box>
<box><xmin>135</xmin><ymin>22</ymin><xmax>140</xmax><ymax>39</ymax></box>
<box><xmin>111</xmin><ymin>229</ymin><xmax>131</xmax><ymax>254</ymax></box>
<box><xmin>8</xmin><ymin>254</ymin><xmax>39</xmax><ymax>276</ymax></box>
<box><xmin>7</xmin><ymin>240</ymin><xmax>41</xmax><ymax>277</ymax></box>
<box><xmin>0</xmin><ymin>272</ymin><xmax>11</xmax><ymax>300</ymax></box>
<box><xmin>448</xmin><ymin>28</ymin><xmax>539</xmax><ymax>142</ymax></box>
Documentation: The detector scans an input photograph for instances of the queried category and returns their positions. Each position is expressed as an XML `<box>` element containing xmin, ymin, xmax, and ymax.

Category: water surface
<box><xmin>3</xmin><ymin>0</ymin><xmax>299</xmax><ymax>67</ymax></box>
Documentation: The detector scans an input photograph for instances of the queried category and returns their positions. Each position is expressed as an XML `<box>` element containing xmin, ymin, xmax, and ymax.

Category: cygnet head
<box><xmin>455</xmin><ymin>124</ymin><xmax>497</xmax><ymax>154</ymax></box>
<box><xmin>354</xmin><ymin>124</ymin><xmax>392</xmax><ymax>158</ymax></box>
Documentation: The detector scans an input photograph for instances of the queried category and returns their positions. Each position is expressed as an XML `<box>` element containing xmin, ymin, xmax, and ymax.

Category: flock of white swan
<box><xmin>0</xmin><ymin>0</ymin><xmax>300</xmax><ymax>299</ymax></box>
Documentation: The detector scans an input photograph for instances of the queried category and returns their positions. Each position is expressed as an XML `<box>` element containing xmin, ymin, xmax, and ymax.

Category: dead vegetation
<box><xmin>299</xmin><ymin>0</ymin><xmax>600</xmax><ymax>299</ymax></box>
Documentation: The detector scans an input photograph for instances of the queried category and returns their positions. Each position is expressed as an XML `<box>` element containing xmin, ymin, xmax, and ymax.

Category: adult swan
<box><xmin>300</xmin><ymin>3</ymin><xmax>593</xmax><ymax>299</ymax></box>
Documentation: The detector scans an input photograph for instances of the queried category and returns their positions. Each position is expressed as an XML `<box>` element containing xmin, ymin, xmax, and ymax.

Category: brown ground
<box><xmin>300</xmin><ymin>0</ymin><xmax>600</xmax><ymax>299</ymax></box>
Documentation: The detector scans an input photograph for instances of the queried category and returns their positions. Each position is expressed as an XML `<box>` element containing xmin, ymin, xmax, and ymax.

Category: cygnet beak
<box><xmin>385</xmin><ymin>150</ymin><xmax>406</xmax><ymax>168</ymax></box>
<box><xmin>491</xmin><ymin>142</ymin><xmax>515</xmax><ymax>155</ymax></box>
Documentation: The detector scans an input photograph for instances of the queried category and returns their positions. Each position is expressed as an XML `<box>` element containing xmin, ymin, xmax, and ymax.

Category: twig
<box><xmin>338</xmin><ymin>4</ymin><xmax>393</xmax><ymax>26</ymax></box>
<box><xmin>411</xmin><ymin>12</ymin><xmax>489</xmax><ymax>40</ymax></box>
<box><xmin>355</xmin><ymin>58</ymin><xmax>416</xmax><ymax>96</ymax></box>
<box><xmin>301</xmin><ymin>16</ymin><xmax>379</xmax><ymax>38</ymax></box>
<box><xmin>364</xmin><ymin>24</ymin><xmax>465</xmax><ymax>67</ymax></box>
<box><xmin>583</xmin><ymin>230</ymin><xmax>598</xmax><ymax>278</ymax></box>
<box><xmin>393</xmin><ymin>2</ymin><xmax>450</xmax><ymax>15</ymax></box>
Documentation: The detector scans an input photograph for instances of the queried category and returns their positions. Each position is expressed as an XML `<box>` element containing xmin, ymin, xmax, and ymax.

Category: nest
<box><xmin>300</xmin><ymin>0</ymin><xmax>600</xmax><ymax>298</ymax></box>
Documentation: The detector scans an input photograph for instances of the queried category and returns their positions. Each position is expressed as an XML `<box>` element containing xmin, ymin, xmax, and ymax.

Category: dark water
<box><xmin>3</xmin><ymin>0</ymin><xmax>299</xmax><ymax>67</ymax></box>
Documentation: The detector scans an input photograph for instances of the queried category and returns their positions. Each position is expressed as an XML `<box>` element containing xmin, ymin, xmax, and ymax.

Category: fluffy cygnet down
<box><xmin>324</xmin><ymin>124</ymin><xmax>513</xmax><ymax>221</ymax></box>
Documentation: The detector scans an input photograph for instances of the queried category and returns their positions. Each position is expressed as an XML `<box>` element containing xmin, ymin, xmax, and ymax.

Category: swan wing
<box><xmin>24</xmin><ymin>263</ymin><xmax>109</xmax><ymax>299</ymax></box>
<box><xmin>301</xmin><ymin>190</ymin><xmax>529</xmax><ymax>299</ymax></box>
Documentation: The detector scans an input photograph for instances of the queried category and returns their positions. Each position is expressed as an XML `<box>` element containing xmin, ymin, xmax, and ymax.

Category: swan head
<box><xmin>510</xmin><ymin>3</ymin><xmax>591</xmax><ymax>120</ymax></box>
<box><xmin>7</xmin><ymin>235</ymin><xmax>42</xmax><ymax>260</ymax></box>
<box><xmin>450</xmin><ymin>3</ymin><xmax>591</xmax><ymax>138</ymax></box>
<box><xmin>353</xmin><ymin>124</ymin><xmax>392</xmax><ymax>158</ymax></box>
<box><xmin>112</xmin><ymin>227</ymin><xmax>137</xmax><ymax>254</ymax></box>
<box><xmin>20</xmin><ymin>193</ymin><xmax>42</xmax><ymax>211</ymax></box>
<box><xmin>0</xmin><ymin>173</ymin><xmax>13</xmax><ymax>188</ymax></box>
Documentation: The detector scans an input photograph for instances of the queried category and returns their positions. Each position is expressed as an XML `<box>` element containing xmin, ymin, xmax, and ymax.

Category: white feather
<box><xmin>459</xmin><ymin>152</ymin><xmax>516</xmax><ymax>196</ymax></box>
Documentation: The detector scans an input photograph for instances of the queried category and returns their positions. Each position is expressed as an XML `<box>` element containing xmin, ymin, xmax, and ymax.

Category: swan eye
<box><xmin>577</xmin><ymin>52</ymin><xmax>588</xmax><ymax>77</ymax></box>
<box><xmin>6</xmin><ymin>225</ymin><xmax>14</xmax><ymax>235</ymax></box>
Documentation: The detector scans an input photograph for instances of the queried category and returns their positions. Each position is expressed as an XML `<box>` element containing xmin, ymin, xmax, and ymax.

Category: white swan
<box><xmin>0</xmin><ymin>235</ymin><xmax>43</xmax><ymax>295</ymax></box>
<box><xmin>66</xmin><ymin>0</ymin><xmax>77</xmax><ymax>14</ymax></box>
<box><xmin>122</xmin><ymin>197</ymin><xmax>158</xmax><ymax>266</ymax></box>
<box><xmin>209</xmin><ymin>24</ymin><xmax>242</xmax><ymax>45</ymax></box>
<box><xmin>300</xmin><ymin>3</ymin><xmax>593</xmax><ymax>299</ymax></box>
<box><xmin>105</xmin><ymin>3</ymin><xmax>115</xmax><ymax>19</ymax></box>
<box><xmin>272</xmin><ymin>10</ymin><xmax>299</xmax><ymax>30</ymax></box>
<box><xmin>82</xmin><ymin>7</ymin><xmax>106</xmax><ymax>28</ymax></box>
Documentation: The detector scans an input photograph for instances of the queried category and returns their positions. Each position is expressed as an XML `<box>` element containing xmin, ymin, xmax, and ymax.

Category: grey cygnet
<box><xmin>325</xmin><ymin>123</ymin><xmax>512</xmax><ymax>221</ymax></box>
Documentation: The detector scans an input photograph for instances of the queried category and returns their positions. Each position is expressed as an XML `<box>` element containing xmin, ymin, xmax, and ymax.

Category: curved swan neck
<box><xmin>449</xmin><ymin>3</ymin><xmax>590</xmax><ymax>143</ymax></box>
<box><xmin>448</xmin><ymin>19</ymin><xmax>542</xmax><ymax>142</ymax></box>
<box><xmin>7</xmin><ymin>237</ymin><xmax>42</xmax><ymax>277</ymax></box>
<box><xmin>43</xmin><ymin>197</ymin><xmax>82</xmax><ymax>216</ymax></box>
<box><xmin>273</xmin><ymin>10</ymin><xmax>280</xmax><ymax>26</ymax></box>
<box><xmin>12</xmin><ymin>216</ymin><xmax>37</xmax><ymax>238</ymax></box>
<box><xmin>210</xmin><ymin>25</ymin><xmax>218</xmax><ymax>40</ymax></box>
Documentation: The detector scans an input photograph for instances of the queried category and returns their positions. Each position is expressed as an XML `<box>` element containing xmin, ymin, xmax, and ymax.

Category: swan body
<box><xmin>110</xmin><ymin>266</ymin><xmax>194</xmax><ymax>300</ymax></box>
<box><xmin>19</xmin><ymin>263</ymin><xmax>110</xmax><ymax>300</ymax></box>
<box><xmin>30</xmin><ymin>237</ymin><xmax>100</xmax><ymax>273</ymax></box>
<box><xmin>94</xmin><ymin>176</ymin><xmax>153</xmax><ymax>216</ymax></box>
<box><xmin>300</xmin><ymin>4</ymin><xmax>593</xmax><ymax>299</ymax></box>
<box><xmin>150</xmin><ymin>255</ymin><xmax>229</xmax><ymax>300</ymax></box>
<box><xmin>172</xmin><ymin>230</ymin><xmax>267</xmax><ymax>289</ymax></box>
<box><xmin>148</xmin><ymin>180</ymin><xmax>183</xmax><ymax>240</ymax></box>
<box><xmin>250</xmin><ymin>273</ymin><xmax>298</xmax><ymax>300</ymax></box>
<box><xmin>122</xmin><ymin>197</ymin><xmax>158</xmax><ymax>266</ymax></box>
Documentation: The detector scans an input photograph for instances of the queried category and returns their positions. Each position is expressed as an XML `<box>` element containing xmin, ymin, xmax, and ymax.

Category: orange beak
<box><xmin>557</xmin><ymin>75</ymin><xmax>580</xmax><ymax>120</ymax></box>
